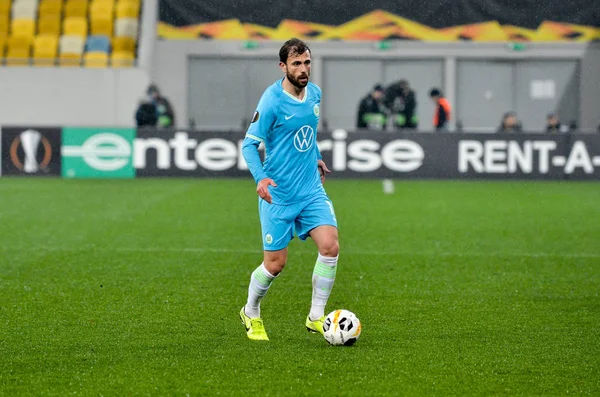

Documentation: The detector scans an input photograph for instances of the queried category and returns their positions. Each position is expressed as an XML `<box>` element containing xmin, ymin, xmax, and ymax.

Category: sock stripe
<box><xmin>313</xmin><ymin>268</ymin><xmax>334</xmax><ymax>278</ymax></box>
<box><xmin>314</xmin><ymin>262</ymin><xmax>337</xmax><ymax>278</ymax></box>
<box><xmin>252</xmin><ymin>269</ymin><xmax>272</xmax><ymax>286</ymax></box>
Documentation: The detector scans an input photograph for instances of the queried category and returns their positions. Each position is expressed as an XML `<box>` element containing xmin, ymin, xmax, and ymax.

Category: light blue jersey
<box><xmin>242</xmin><ymin>79</ymin><xmax>323</xmax><ymax>205</ymax></box>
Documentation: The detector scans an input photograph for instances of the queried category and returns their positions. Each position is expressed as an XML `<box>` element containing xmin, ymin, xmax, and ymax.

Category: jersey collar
<box><xmin>281</xmin><ymin>80</ymin><xmax>308</xmax><ymax>103</ymax></box>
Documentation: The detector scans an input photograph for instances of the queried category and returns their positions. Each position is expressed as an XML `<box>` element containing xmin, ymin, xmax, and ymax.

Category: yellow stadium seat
<box><xmin>117</xmin><ymin>0</ymin><xmax>139</xmax><ymax>10</ymax></box>
<box><xmin>11</xmin><ymin>18</ymin><xmax>35</xmax><ymax>40</ymax></box>
<box><xmin>38</xmin><ymin>0</ymin><xmax>62</xmax><ymax>16</ymax></box>
<box><xmin>64</xmin><ymin>0</ymin><xmax>88</xmax><ymax>18</ymax></box>
<box><xmin>33</xmin><ymin>34</ymin><xmax>58</xmax><ymax>65</ymax></box>
<box><xmin>84</xmin><ymin>51</ymin><xmax>108</xmax><ymax>67</ymax></box>
<box><xmin>0</xmin><ymin>35</ymin><xmax>6</xmax><ymax>58</ymax></box>
<box><xmin>89</xmin><ymin>0</ymin><xmax>112</xmax><ymax>19</ymax></box>
<box><xmin>112</xmin><ymin>35</ymin><xmax>134</xmax><ymax>52</ymax></box>
<box><xmin>38</xmin><ymin>13</ymin><xmax>61</xmax><ymax>35</ymax></box>
<box><xmin>59</xmin><ymin>52</ymin><xmax>80</xmax><ymax>66</ymax></box>
<box><xmin>111</xmin><ymin>50</ymin><xmax>133</xmax><ymax>67</ymax></box>
<box><xmin>92</xmin><ymin>0</ymin><xmax>114</xmax><ymax>6</ymax></box>
<box><xmin>6</xmin><ymin>34</ymin><xmax>31</xmax><ymax>65</ymax></box>
<box><xmin>90</xmin><ymin>16</ymin><xmax>112</xmax><ymax>36</ymax></box>
<box><xmin>0</xmin><ymin>12</ymin><xmax>9</xmax><ymax>36</ymax></box>
<box><xmin>63</xmin><ymin>16</ymin><xmax>88</xmax><ymax>38</ymax></box>
<box><xmin>11</xmin><ymin>0</ymin><xmax>37</xmax><ymax>19</ymax></box>
<box><xmin>0</xmin><ymin>0</ymin><xmax>11</xmax><ymax>15</ymax></box>
<box><xmin>115</xmin><ymin>1</ymin><xmax>137</xmax><ymax>18</ymax></box>
<box><xmin>114</xmin><ymin>17</ymin><xmax>137</xmax><ymax>38</ymax></box>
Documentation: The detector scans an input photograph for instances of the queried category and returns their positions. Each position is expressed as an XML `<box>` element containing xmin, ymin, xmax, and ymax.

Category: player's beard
<box><xmin>287</xmin><ymin>72</ymin><xmax>309</xmax><ymax>89</ymax></box>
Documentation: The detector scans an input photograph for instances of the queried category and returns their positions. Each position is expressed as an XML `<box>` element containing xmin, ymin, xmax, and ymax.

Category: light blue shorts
<box><xmin>259</xmin><ymin>193</ymin><xmax>338</xmax><ymax>251</ymax></box>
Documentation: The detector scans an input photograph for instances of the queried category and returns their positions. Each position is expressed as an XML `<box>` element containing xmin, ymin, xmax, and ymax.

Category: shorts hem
<box><xmin>263</xmin><ymin>246</ymin><xmax>289</xmax><ymax>252</ymax></box>
<box><xmin>298</xmin><ymin>223</ymin><xmax>338</xmax><ymax>241</ymax></box>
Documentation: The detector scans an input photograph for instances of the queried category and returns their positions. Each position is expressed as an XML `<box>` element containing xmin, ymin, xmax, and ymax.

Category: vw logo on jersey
<box><xmin>294</xmin><ymin>125</ymin><xmax>315</xmax><ymax>152</ymax></box>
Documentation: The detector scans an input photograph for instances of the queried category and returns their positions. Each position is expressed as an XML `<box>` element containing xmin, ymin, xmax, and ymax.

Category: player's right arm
<box><xmin>242</xmin><ymin>90</ymin><xmax>278</xmax><ymax>203</ymax></box>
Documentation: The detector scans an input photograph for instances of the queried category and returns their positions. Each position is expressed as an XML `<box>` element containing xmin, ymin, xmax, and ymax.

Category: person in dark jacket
<box><xmin>356</xmin><ymin>84</ymin><xmax>387</xmax><ymax>130</ymax></box>
<box><xmin>546</xmin><ymin>112</ymin><xmax>566</xmax><ymax>133</ymax></box>
<box><xmin>135</xmin><ymin>98</ymin><xmax>158</xmax><ymax>127</ymax></box>
<box><xmin>147</xmin><ymin>84</ymin><xmax>176</xmax><ymax>128</ymax></box>
<box><xmin>385</xmin><ymin>79</ymin><xmax>418</xmax><ymax>130</ymax></box>
<box><xmin>497</xmin><ymin>111</ymin><xmax>522</xmax><ymax>133</ymax></box>
<box><xmin>429</xmin><ymin>88</ymin><xmax>451</xmax><ymax>131</ymax></box>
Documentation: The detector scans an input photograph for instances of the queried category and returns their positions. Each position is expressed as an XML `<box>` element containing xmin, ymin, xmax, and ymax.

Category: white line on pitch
<box><xmin>0</xmin><ymin>246</ymin><xmax>599</xmax><ymax>258</ymax></box>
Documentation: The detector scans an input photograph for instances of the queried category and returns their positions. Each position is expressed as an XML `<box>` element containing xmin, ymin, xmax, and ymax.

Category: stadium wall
<box><xmin>0</xmin><ymin>68</ymin><xmax>148</xmax><ymax>127</ymax></box>
<box><xmin>151</xmin><ymin>41</ymin><xmax>600</xmax><ymax>133</ymax></box>
<box><xmin>580</xmin><ymin>45</ymin><xmax>600</xmax><ymax>133</ymax></box>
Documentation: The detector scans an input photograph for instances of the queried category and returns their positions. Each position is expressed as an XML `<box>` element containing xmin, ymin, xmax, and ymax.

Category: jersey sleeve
<box><xmin>246</xmin><ymin>90</ymin><xmax>277</xmax><ymax>142</ymax></box>
<box><xmin>241</xmin><ymin>137</ymin><xmax>268</xmax><ymax>183</ymax></box>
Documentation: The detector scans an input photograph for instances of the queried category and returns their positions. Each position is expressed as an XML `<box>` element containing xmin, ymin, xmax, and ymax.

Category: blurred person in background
<box><xmin>385</xmin><ymin>79</ymin><xmax>418</xmax><ymax>131</ymax></box>
<box><xmin>568</xmin><ymin>120</ymin><xmax>578</xmax><ymax>132</ymax></box>
<box><xmin>147</xmin><ymin>84</ymin><xmax>176</xmax><ymax>128</ymax></box>
<box><xmin>497</xmin><ymin>111</ymin><xmax>522</xmax><ymax>133</ymax></box>
<box><xmin>135</xmin><ymin>97</ymin><xmax>158</xmax><ymax>127</ymax></box>
<box><xmin>429</xmin><ymin>88</ymin><xmax>451</xmax><ymax>131</ymax></box>
<box><xmin>546</xmin><ymin>112</ymin><xmax>568</xmax><ymax>133</ymax></box>
<box><xmin>357</xmin><ymin>84</ymin><xmax>387</xmax><ymax>130</ymax></box>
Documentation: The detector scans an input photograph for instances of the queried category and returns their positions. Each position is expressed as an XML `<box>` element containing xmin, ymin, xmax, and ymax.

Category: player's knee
<box><xmin>319</xmin><ymin>239</ymin><xmax>339</xmax><ymax>257</ymax></box>
<box><xmin>263</xmin><ymin>254</ymin><xmax>287</xmax><ymax>276</ymax></box>
<box><xmin>264</xmin><ymin>260</ymin><xmax>286</xmax><ymax>276</ymax></box>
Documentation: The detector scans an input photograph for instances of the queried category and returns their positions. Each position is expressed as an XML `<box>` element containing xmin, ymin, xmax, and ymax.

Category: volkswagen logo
<box><xmin>293</xmin><ymin>125</ymin><xmax>315</xmax><ymax>152</ymax></box>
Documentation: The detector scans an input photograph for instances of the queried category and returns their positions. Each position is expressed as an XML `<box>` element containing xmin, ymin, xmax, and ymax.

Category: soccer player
<box><xmin>239</xmin><ymin>38</ymin><xmax>339</xmax><ymax>341</ymax></box>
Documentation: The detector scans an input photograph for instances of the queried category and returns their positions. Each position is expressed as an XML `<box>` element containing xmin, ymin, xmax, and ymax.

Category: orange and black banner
<box><xmin>158</xmin><ymin>0</ymin><xmax>600</xmax><ymax>41</ymax></box>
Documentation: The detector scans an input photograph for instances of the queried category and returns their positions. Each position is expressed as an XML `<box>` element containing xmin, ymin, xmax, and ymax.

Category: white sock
<box><xmin>245</xmin><ymin>263</ymin><xmax>276</xmax><ymax>318</ymax></box>
<box><xmin>309</xmin><ymin>254</ymin><xmax>338</xmax><ymax>320</ymax></box>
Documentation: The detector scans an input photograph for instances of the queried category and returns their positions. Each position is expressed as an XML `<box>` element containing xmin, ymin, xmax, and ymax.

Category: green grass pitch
<box><xmin>1</xmin><ymin>178</ymin><xmax>599</xmax><ymax>396</ymax></box>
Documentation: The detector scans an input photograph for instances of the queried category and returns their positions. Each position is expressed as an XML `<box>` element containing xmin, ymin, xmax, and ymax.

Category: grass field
<box><xmin>1</xmin><ymin>178</ymin><xmax>599</xmax><ymax>396</ymax></box>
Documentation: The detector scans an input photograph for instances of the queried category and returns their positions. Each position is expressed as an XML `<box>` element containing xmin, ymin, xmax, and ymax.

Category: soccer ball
<box><xmin>322</xmin><ymin>309</ymin><xmax>361</xmax><ymax>346</ymax></box>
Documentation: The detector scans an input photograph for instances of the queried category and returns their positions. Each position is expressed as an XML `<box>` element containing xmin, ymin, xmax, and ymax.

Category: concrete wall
<box><xmin>0</xmin><ymin>68</ymin><xmax>149</xmax><ymax>127</ymax></box>
<box><xmin>580</xmin><ymin>45</ymin><xmax>600</xmax><ymax>132</ymax></box>
<box><xmin>152</xmin><ymin>41</ymin><xmax>599</xmax><ymax>132</ymax></box>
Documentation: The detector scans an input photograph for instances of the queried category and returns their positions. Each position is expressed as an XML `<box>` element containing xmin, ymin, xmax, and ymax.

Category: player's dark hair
<box><xmin>279</xmin><ymin>38</ymin><xmax>311</xmax><ymax>64</ymax></box>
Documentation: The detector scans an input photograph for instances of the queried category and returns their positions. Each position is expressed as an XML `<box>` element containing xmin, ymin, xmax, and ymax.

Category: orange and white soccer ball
<box><xmin>323</xmin><ymin>309</ymin><xmax>362</xmax><ymax>346</ymax></box>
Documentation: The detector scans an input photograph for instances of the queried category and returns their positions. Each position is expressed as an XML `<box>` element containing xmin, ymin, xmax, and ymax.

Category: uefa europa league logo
<box><xmin>10</xmin><ymin>129</ymin><xmax>53</xmax><ymax>173</ymax></box>
<box><xmin>21</xmin><ymin>129</ymin><xmax>42</xmax><ymax>173</ymax></box>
